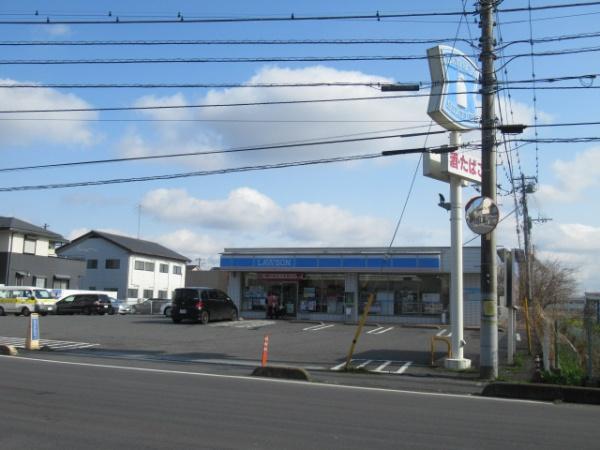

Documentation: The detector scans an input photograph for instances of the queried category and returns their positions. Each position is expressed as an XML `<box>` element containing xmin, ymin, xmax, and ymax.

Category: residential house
<box><xmin>56</xmin><ymin>230</ymin><xmax>189</xmax><ymax>302</ymax></box>
<box><xmin>0</xmin><ymin>216</ymin><xmax>85</xmax><ymax>288</ymax></box>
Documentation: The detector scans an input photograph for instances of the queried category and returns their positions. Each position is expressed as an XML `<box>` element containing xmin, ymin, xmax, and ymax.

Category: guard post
<box><xmin>26</xmin><ymin>313</ymin><xmax>41</xmax><ymax>350</ymax></box>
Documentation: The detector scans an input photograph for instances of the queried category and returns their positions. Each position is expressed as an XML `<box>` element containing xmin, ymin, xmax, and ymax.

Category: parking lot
<box><xmin>0</xmin><ymin>314</ymin><xmax>483</xmax><ymax>375</ymax></box>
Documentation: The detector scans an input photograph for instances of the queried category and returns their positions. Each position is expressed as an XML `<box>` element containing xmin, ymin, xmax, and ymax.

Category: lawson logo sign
<box><xmin>220</xmin><ymin>255</ymin><xmax>440</xmax><ymax>271</ymax></box>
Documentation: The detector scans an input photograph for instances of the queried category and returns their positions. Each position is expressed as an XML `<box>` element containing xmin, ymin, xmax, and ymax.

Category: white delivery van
<box><xmin>0</xmin><ymin>286</ymin><xmax>57</xmax><ymax>316</ymax></box>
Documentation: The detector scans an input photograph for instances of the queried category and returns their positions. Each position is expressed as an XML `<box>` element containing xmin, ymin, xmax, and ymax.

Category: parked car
<box><xmin>0</xmin><ymin>286</ymin><xmax>56</xmax><ymax>316</ymax></box>
<box><xmin>55</xmin><ymin>294</ymin><xmax>111</xmax><ymax>315</ymax></box>
<box><xmin>108</xmin><ymin>298</ymin><xmax>131</xmax><ymax>315</ymax></box>
<box><xmin>171</xmin><ymin>287</ymin><xmax>238</xmax><ymax>324</ymax></box>
<box><xmin>131</xmin><ymin>298</ymin><xmax>171</xmax><ymax>315</ymax></box>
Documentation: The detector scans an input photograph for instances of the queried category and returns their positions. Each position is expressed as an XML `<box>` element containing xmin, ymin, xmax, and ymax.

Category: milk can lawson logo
<box><xmin>256</xmin><ymin>258</ymin><xmax>293</xmax><ymax>267</ymax></box>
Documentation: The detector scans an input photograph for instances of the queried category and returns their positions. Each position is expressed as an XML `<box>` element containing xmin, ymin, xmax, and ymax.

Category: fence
<box><xmin>538</xmin><ymin>298</ymin><xmax>600</xmax><ymax>384</ymax></box>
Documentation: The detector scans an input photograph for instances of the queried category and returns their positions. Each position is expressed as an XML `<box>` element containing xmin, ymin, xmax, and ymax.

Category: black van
<box><xmin>171</xmin><ymin>287</ymin><xmax>238</xmax><ymax>324</ymax></box>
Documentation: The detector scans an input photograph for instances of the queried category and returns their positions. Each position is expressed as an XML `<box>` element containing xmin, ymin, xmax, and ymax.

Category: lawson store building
<box><xmin>220</xmin><ymin>246</ymin><xmax>483</xmax><ymax>325</ymax></box>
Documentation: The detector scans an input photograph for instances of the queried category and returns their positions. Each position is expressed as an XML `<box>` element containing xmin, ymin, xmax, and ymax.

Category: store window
<box><xmin>242</xmin><ymin>273</ymin><xmax>267</xmax><ymax>311</ymax></box>
<box><xmin>299</xmin><ymin>273</ymin><xmax>345</xmax><ymax>314</ymax></box>
<box><xmin>358</xmin><ymin>274</ymin><xmax>444</xmax><ymax>316</ymax></box>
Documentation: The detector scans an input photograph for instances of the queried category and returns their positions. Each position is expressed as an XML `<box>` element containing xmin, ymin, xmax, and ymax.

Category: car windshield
<box><xmin>34</xmin><ymin>290</ymin><xmax>53</xmax><ymax>299</ymax></box>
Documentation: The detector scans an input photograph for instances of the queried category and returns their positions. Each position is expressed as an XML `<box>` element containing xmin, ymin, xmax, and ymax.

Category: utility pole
<box><xmin>479</xmin><ymin>0</ymin><xmax>498</xmax><ymax>379</ymax></box>
<box><xmin>515</xmin><ymin>175</ymin><xmax>551</xmax><ymax>309</ymax></box>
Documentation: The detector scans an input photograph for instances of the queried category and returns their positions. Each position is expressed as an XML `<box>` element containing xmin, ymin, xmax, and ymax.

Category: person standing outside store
<box><xmin>267</xmin><ymin>291</ymin><xmax>280</xmax><ymax>319</ymax></box>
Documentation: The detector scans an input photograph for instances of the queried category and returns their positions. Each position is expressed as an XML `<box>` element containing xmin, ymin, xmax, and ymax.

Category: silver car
<box><xmin>108</xmin><ymin>298</ymin><xmax>131</xmax><ymax>315</ymax></box>
<box><xmin>131</xmin><ymin>298</ymin><xmax>171</xmax><ymax>315</ymax></box>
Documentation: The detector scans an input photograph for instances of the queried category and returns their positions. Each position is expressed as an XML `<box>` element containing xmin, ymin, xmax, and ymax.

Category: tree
<box><xmin>530</xmin><ymin>258</ymin><xmax>578</xmax><ymax>309</ymax></box>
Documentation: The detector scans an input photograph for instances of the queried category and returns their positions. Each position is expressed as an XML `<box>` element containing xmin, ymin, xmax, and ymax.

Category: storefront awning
<box><xmin>15</xmin><ymin>271</ymin><xmax>28</xmax><ymax>277</ymax></box>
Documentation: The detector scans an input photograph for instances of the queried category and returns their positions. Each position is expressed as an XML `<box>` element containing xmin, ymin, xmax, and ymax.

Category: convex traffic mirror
<box><xmin>465</xmin><ymin>196</ymin><xmax>499</xmax><ymax>235</ymax></box>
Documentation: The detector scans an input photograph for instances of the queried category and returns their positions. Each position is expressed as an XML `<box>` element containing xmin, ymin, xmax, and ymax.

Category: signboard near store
<box><xmin>427</xmin><ymin>45</ymin><xmax>479</xmax><ymax>131</ymax></box>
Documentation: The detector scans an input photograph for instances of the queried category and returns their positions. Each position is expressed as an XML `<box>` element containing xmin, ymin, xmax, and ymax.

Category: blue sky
<box><xmin>1</xmin><ymin>1</ymin><xmax>599</xmax><ymax>291</ymax></box>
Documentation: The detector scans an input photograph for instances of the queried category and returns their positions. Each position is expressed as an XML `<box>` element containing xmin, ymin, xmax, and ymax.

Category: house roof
<box><xmin>57</xmin><ymin>230</ymin><xmax>189</xmax><ymax>262</ymax></box>
<box><xmin>0</xmin><ymin>216</ymin><xmax>66</xmax><ymax>241</ymax></box>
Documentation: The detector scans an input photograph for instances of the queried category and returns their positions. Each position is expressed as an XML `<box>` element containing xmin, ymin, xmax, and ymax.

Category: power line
<box><xmin>2</xmin><ymin>73</ymin><xmax>598</xmax><ymax>89</ymax></box>
<box><xmin>0</xmin><ymin>9</ymin><xmax>474</xmax><ymax>25</ymax></box>
<box><xmin>0</xmin><ymin>130</ymin><xmax>447</xmax><ymax>173</ymax></box>
<box><xmin>498</xmin><ymin>1</ymin><xmax>600</xmax><ymax>14</ymax></box>
<box><xmin>1</xmin><ymin>2</ymin><xmax>598</xmax><ymax>25</ymax></box>
<box><xmin>0</xmin><ymin>91</ymin><xmax>474</xmax><ymax>115</ymax></box>
<box><xmin>0</xmin><ymin>144</ymin><xmax>457</xmax><ymax>192</ymax></box>
<box><xmin>0</xmin><ymin>37</ymin><xmax>477</xmax><ymax>47</ymax></box>
<box><xmin>0</xmin><ymin>45</ymin><xmax>597</xmax><ymax>65</ymax></box>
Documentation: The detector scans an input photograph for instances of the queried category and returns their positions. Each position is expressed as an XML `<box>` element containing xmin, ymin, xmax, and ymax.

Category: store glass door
<box><xmin>271</xmin><ymin>282</ymin><xmax>298</xmax><ymax>317</ymax></box>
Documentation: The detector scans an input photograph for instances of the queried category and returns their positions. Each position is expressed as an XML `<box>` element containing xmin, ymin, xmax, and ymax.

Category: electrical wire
<box><xmin>0</xmin><ymin>144</ymin><xmax>456</xmax><ymax>192</ymax></box>
<box><xmin>0</xmin><ymin>130</ymin><xmax>447</xmax><ymax>173</ymax></box>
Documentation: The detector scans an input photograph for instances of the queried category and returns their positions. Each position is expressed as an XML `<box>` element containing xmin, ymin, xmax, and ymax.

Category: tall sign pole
<box><xmin>479</xmin><ymin>0</ymin><xmax>498</xmax><ymax>379</ymax></box>
<box><xmin>424</xmin><ymin>45</ymin><xmax>479</xmax><ymax>370</ymax></box>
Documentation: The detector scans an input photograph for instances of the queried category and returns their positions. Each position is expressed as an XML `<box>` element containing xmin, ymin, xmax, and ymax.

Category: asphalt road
<box><xmin>0</xmin><ymin>314</ymin><xmax>483</xmax><ymax>371</ymax></box>
<box><xmin>1</xmin><ymin>355</ymin><xmax>598</xmax><ymax>450</ymax></box>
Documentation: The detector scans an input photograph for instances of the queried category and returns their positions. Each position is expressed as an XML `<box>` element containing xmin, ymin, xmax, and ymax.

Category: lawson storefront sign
<box><xmin>220</xmin><ymin>254</ymin><xmax>440</xmax><ymax>271</ymax></box>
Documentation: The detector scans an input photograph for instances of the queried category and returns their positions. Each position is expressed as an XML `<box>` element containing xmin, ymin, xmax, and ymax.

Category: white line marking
<box><xmin>396</xmin><ymin>361</ymin><xmax>412</xmax><ymax>374</ymax></box>
<box><xmin>367</xmin><ymin>327</ymin><xmax>383</xmax><ymax>334</ymax></box>
<box><xmin>305</xmin><ymin>324</ymin><xmax>334</xmax><ymax>331</ymax></box>
<box><xmin>374</xmin><ymin>361</ymin><xmax>392</xmax><ymax>372</ymax></box>
<box><xmin>330</xmin><ymin>362</ymin><xmax>347</xmax><ymax>371</ymax></box>
<box><xmin>375</xmin><ymin>327</ymin><xmax>394</xmax><ymax>335</ymax></box>
<box><xmin>436</xmin><ymin>329</ymin><xmax>447</xmax><ymax>336</ymax></box>
<box><xmin>357</xmin><ymin>360</ymin><xmax>372</xmax><ymax>368</ymax></box>
<box><xmin>0</xmin><ymin>355</ymin><xmax>551</xmax><ymax>405</ymax></box>
<box><xmin>302</xmin><ymin>323</ymin><xmax>325</xmax><ymax>331</ymax></box>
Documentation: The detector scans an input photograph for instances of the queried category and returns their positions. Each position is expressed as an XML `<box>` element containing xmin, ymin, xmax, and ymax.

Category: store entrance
<box><xmin>270</xmin><ymin>282</ymin><xmax>298</xmax><ymax>317</ymax></box>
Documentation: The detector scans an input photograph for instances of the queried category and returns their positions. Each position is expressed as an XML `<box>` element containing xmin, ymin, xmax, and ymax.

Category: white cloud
<box><xmin>141</xmin><ymin>187</ymin><xmax>392</xmax><ymax>246</ymax></box>
<box><xmin>536</xmin><ymin>147</ymin><xmax>600</xmax><ymax>203</ymax></box>
<box><xmin>0</xmin><ymin>79</ymin><xmax>97</xmax><ymax>147</ymax></box>
<box><xmin>533</xmin><ymin>222</ymin><xmax>600</xmax><ymax>291</ymax></box>
<box><xmin>45</xmin><ymin>25</ymin><xmax>71</xmax><ymax>36</ymax></box>
<box><xmin>117</xmin><ymin>65</ymin><xmax>444</xmax><ymax>169</ymax></box>
<box><xmin>141</xmin><ymin>187</ymin><xmax>281</xmax><ymax>231</ymax></box>
<box><xmin>157</xmin><ymin>229</ymin><xmax>223</xmax><ymax>267</ymax></box>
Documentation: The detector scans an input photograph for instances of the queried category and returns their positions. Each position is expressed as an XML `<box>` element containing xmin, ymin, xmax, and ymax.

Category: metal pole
<box><xmin>445</xmin><ymin>132</ymin><xmax>470</xmax><ymax>370</ymax></box>
<box><xmin>479</xmin><ymin>0</ymin><xmax>498</xmax><ymax>379</ymax></box>
<box><xmin>507</xmin><ymin>307</ymin><xmax>515</xmax><ymax>365</ymax></box>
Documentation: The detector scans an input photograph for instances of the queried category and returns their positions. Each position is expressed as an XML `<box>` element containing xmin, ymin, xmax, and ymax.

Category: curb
<box><xmin>0</xmin><ymin>344</ymin><xmax>18</xmax><ymax>356</ymax></box>
<box><xmin>481</xmin><ymin>381</ymin><xmax>600</xmax><ymax>404</ymax></box>
<box><xmin>251</xmin><ymin>365</ymin><xmax>312</xmax><ymax>381</ymax></box>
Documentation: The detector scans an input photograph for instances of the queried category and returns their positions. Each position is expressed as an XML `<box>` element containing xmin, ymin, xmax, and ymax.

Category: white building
<box><xmin>56</xmin><ymin>230</ymin><xmax>189</xmax><ymax>303</ymax></box>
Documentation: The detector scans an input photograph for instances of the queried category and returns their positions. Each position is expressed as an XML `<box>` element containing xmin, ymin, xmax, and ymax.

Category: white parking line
<box><xmin>357</xmin><ymin>360</ymin><xmax>372</xmax><ymax>368</ymax></box>
<box><xmin>396</xmin><ymin>361</ymin><xmax>412</xmax><ymax>374</ymax></box>
<box><xmin>373</xmin><ymin>361</ymin><xmax>392</xmax><ymax>372</ymax></box>
<box><xmin>330</xmin><ymin>361</ymin><xmax>347</xmax><ymax>371</ymax></box>
<box><xmin>302</xmin><ymin>323</ymin><xmax>324</xmax><ymax>331</ymax></box>
<box><xmin>367</xmin><ymin>327</ymin><xmax>384</xmax><ymax>334</ymax></box>
<box><xmin>0</xmin><ymin>336</ymin><xmax>98</xmax><ymax>351</ymax></box>
<box><xmin>303</xmin><ymin>324</ymin><xmax>334</xmax><ymax>331</ymax></box>
<box><xmin>374</xmin><ymin>327</ymin><xmax>394</xmax><ymax>335</ymax></box>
